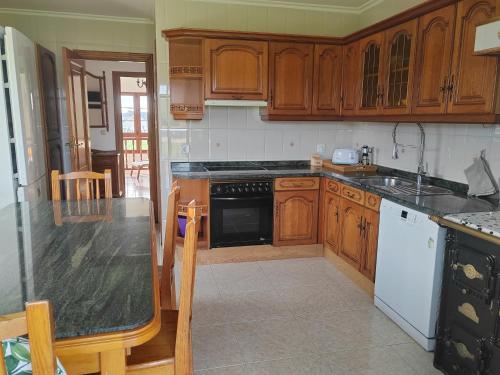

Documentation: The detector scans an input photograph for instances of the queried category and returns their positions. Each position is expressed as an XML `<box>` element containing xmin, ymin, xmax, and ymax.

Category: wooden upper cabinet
<box><xmin>358</xmin><ymin>34</ymin><xmax>384</xmax><ymax>115</ymax></box>
<box><xmin>341</xmin><ymin>42</ymin><xmax>359</xmax><ymax>115</ymax></box>
<box><xmin>448</xmin><ymin>0</ymin><xmax>498</xmax><ymax>114</ymax></box>
<box><xmin>413</xmin><ymin>5</ymin><xmax>456</xmax><ymax>114</ymax></box>
<box><xmin>312</xmin><ymin>44</ymin><xmax>343</xmax><ymax>116</ymax></box>
<box><xmin>381</xmin><ymin>20</ymin><xmax>418</xmax><ymax>114</ymax></box>
<box><xmin>204</xmin><ymin>39</ymin><xmax>268</xmax><ymax>100</ymax></box>
<box><xmin>268</xmin><ymin>42</ymin><xmax>314</xmax><ymax>115</ymax></box>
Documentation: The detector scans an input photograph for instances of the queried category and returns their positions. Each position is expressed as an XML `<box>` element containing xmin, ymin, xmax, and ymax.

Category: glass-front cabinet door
<box><xmin>358</xmin><ymin>34</ymin><xmax>384</xmax><ymax>115</ymax></box>
<box><xmin>382</xmin><ymin>20</ymin><xmax>418</xmax><ymax>114</ymax></box>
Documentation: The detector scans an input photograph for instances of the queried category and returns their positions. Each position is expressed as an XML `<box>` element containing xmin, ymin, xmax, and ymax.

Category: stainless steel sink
<box><xmin>352</xmin><ymin>176</ymin><xmax>454</xmax><ymax>196</ymax></box>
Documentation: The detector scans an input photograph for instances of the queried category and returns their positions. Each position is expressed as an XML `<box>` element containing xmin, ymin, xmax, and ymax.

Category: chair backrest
<box><xmin>0</xmin><ymin>301</ymin><xmax>57</xmax><ymax>375</ymax></box>
<box><xmin>160</xmin><ymin>181</ymin><xmax>181</xmax><ymax>309</ymax></box>
<box><xmin>175</xmin><ymin>200</ymin><xmax>200</xmax><ymax>375</ymax></box>
<box><xmin>51</xmin><ymin>169</ymin><xmax>112</xmax><ymax>201</ymax></box>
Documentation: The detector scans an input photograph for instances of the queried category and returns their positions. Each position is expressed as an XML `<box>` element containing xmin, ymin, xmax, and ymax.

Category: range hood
<box><xmin>204</xmin><ymin>99</ymin><xmax>267</xmax><ymax>107</ymax></box>
<box><xmin>475</xmin><ymin>20</ymin><xmax>500</xmax><ymax>55</ymax></box>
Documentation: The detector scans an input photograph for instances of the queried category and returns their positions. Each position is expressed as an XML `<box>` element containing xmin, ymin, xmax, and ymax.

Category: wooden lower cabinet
<box><xmin>274</xmin><ymin>189</ymin><xmax>319</xmax><ymax>246</ymax></box>
<box><xmin>323</xmin><ymin>178</ymin><xmax>380</xmax><ymax>281</ymax></box>
<box><xmin>339</xmin><ymin>199</ymin><xmax>364</xmax><ymax>268</ymax></box>
<box><xmin>323</xmin><ymin>191</ymin><xmax>341</xmax><ymax>254</ymax></box>
<box><xmin>360</xmin><ymin>208</ymin><xmax>379</xmax><ymax>281</ymax></box>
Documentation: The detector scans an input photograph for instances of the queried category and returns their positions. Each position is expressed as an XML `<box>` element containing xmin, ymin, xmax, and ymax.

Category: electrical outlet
<box><xmin>181</xmin><ymin>144</ymin><xmax>190</xmax><ymax>155</ymax></box>
<box><xmin>316</xmin><ymin>144</ymin><xmax>326</xmax><ymax>153</ymax></box>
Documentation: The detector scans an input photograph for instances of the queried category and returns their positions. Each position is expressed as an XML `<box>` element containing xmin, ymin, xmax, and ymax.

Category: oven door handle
<box><xmin>211</xmin><ymin>196</ymin><xmax>273</xmax><ymax>201</ymax></box>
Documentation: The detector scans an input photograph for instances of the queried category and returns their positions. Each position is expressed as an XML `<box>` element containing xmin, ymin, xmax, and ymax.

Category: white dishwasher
<box><xmin>374</xmin><ymin>198</ymin><xmax>447</xmax><ymax>351</ymax></box>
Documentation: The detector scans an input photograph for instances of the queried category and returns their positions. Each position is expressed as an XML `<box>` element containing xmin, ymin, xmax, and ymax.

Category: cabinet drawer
<box><xmin>325</xmin><ymin>179</ymin><xmax>340</xmax><ymax>195</ymax></box>
<box><xmin>450</xmin><ymin>245</ymin><xmax>497</xmax><ymax>301</ymax></box>
<box><xmin>340</xmin><ymin>184</ymin><xmax>365</xmax><ymax>204</ymax></box>
<box><xmin>365</xmin><ymin>192</ymin><xmax>381</xmax><ymax>211</ymax></box>
<box><xmin>275</xmin><ymin>177</ymin><xmax>320</xmax><ymax>191</ymax></box>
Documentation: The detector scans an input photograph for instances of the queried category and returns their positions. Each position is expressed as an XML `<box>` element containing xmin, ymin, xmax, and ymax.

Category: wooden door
<box><xmin>358</xmin><ymin>34</ymin><xmax>384</xmax><ymax>115</ymax></box>
<box><xmin>339</xmin><ymin>198</ymin><xmax>364</xmax><ymax>268</ymax></box>
<box><xmin>360</xmin><ymin>208</ymin><xmax>379</xmax><ymax>281</ymax></box>
<box><xmin>448</xmin><ymin>0</ymin><xmax>498</xmax><ymax>114</ymax></box>
<box><xmin>341</xmin><ymin>42</ymin><xmax>359</xmax><ymax>115</ymax></box>
<box><xmin>324</xmin><ymin>191</ymin><xmax>341</xmax><ymax>254</ymax></box>
<box><xmin>268</xmin><ymin>42</ymin><xmax>314</xmax><ymax>115</ymax></box>
<box><xmin>312</xmin><ymin>44</ymin><xmax>342</xmax><ymax>115</ymax></box>
<box><xmin>274</xmin><ymin>190</ymin><xmax>319</xmax><ymax>246</ymax></box>
<box><xmin>381</xmin><ymin>20</ymin><xmax>418</xmax><ymax>115</ymax></box>
<box><xmin>205</xmin><ymin>39</ymin><xmax>268</xmax><ymax>100</ymax></box>
<box><xmin>62</xmin><ymin>48</ymin><xmax>91</xmax><ymax>172</ymax></box>
<box><xmin>413</xmin><ymin>5</ymin><xmax>456</xmax><ymax>114</ymax></box>
<box><xmin>37</xmin><ymin>45</ymin><xmax>64</xmax><ymax>198</ymax></box>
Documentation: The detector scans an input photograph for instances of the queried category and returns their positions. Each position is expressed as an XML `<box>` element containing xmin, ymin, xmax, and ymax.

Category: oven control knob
<box><xmin>237</xmin><ymin>187</ymin><xmax>243</xmax><ymax>193</ymax></box>
<box><xmin>258</xmin><ymin>187</ymin><xmax>263</xmax><ymax>192</ymax></box>
<box><xmin>245</xmin><ymin>187</ymin><xmax>250</xmax><ymax>192</ymax></box>
<box><xmin>230</xmin><ymin>187</ymin><xmax>236</xmax><ymax>193</ymax></box>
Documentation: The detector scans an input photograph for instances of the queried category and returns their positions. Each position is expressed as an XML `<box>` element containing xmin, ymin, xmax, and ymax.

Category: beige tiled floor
<box><xmin>125</xmin><ymin>173</ymin><xmax>150</xmax><ymax>199</ymax></box>
<box><xmin>184</xmin><ymin>257</ymin><xmax>442</xmax><ymax>374</ymax></box>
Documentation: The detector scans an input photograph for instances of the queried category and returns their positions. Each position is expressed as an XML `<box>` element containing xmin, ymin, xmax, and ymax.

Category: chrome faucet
<box><xmin>392</xmin><ymin>123</ymin><xmax>426</xmax><ymax>187</ymax></box>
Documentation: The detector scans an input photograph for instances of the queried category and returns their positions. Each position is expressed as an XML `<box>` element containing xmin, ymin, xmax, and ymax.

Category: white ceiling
<box><xmin>0</xmin><ymin>0</ymin><xmax>155</xmax><ymax>20</ymax></box>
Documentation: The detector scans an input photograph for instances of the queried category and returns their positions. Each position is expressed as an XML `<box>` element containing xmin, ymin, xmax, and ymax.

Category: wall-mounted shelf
<box><xmin>168</xmin><ymin>38</ymin><xmax>204</xmax><ymax>120</ymax></box>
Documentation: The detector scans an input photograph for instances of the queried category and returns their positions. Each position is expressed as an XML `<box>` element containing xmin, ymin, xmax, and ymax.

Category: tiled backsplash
<box><xmin>161</xmin><ymin>105</ymin><xmax>500</xmax><ymax>186</ymax></box>
<box><xmin>351</xmin><ymin>122</ymin><xmax>500</xmax><ymax>185</ymax></box>
<box><xmin>162</xmin><ymin>107</ymin><xmax>354</xmax><ymax>162</ymax></box>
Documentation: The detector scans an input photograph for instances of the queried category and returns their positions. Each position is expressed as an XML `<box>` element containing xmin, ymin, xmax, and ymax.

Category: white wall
<box><xmin>85</xmin><ymin>60</ymin><xmax>146</xmax><ymax>151</ymax></box>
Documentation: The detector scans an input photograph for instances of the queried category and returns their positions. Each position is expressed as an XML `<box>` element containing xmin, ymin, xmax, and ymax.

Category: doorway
<box><xmin>113</xmin><ymin>72</ymin><xmax>150</xmax><ymax>199</ymax></box>
<box><xmin>62</xmin><ymin>49</ymin><xmax>159</xmax><ymax>221</ymax></box>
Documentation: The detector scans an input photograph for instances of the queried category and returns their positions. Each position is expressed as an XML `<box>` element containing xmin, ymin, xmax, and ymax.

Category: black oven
<box><xmin>210</xmin><ymin>180</ymin><xmax>274</xmax><ymax>248</ymax></box>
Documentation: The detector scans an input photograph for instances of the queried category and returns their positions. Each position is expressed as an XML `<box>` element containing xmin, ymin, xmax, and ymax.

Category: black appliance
<box><xmin>434</xmin><ymin>229</ymin><xmax>500</xmax><ymax>375</ymax></box>
<box><xmin>210</xmin><ymin>179</ymin><xmax>273</xmax><ymax>248</ymax></box>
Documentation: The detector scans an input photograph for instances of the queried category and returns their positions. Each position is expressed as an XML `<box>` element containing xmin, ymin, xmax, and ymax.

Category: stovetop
<box><xmin>204</xmin><ymin>165</ymin><xmax>266</xmax><ymax>171</ymax></box>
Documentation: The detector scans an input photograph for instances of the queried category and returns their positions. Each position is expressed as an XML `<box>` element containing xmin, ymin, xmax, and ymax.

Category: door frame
<box><xmin>112</xmin><ymin>71</ymin><xmax>149</xmax><ymax>173</ymax></box>
<box><xmin>62</xmin><ymin>50</ymin><xmax>159</xmax><ymax>222</ymax></box>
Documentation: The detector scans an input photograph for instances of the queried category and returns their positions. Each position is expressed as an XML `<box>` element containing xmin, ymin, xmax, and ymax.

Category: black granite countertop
<box><xmin>0</xmin><ymin>198</ymin><xmax>154</xmax><ymax>339</ymax></box>
<box><xmin>171</xmin><ymin>161</ymin><xmax>499</xmax><ymax>216</ymax></box>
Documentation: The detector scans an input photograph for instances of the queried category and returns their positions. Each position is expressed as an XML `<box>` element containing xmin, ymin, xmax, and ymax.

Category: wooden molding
<box><xmin>162</xmin><ymin>1</ymin><xmax>459</xmax><ymax>46</ymax></box>
<box><xmin>163</xmin><ymin>28</ymin><xmax>343</xmax><ymax>45</ymax></box>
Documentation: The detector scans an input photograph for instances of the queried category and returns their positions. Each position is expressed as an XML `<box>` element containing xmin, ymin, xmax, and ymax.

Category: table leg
<box><xmin>100</xmin><ymin>349</ymin><xmax>126</xmax><ymax>375</ymax></box>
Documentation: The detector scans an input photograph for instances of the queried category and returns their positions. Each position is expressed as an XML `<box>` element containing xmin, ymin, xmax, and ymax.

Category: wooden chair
<box><xmin>0</xmin><ymin>300</ymin><xmax>62</xmax><ymax>375</ymax></box>
<box><xmin>51</xmin><ymin>169</ymin><xmax>112</xmax><ymax>201</ymax></box>
<box><xmin>160</xmin><ymin>181</ymin><xmax>181</xmax><ymax>310</ymax></box>
<box><xmin>126</xmin><ymin>200</ymin><xmax>200</xmax><ymax>375</ymax></box>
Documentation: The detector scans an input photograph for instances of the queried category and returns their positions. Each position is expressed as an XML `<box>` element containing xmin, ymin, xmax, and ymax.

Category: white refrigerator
<box><xmin>0</xmin><ymin>26</ymin><xmax>47</xmax><ymax>210</ymax></box>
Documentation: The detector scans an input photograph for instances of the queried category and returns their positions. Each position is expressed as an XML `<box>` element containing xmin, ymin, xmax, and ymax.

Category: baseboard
<box><xmin>177</xmin><ymin>243</ymin><xmax>323</xmax><ymax>265</ymax></box>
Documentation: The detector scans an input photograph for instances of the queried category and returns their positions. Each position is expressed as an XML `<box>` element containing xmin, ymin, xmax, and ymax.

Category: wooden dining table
<box><xmin>0</xmin><ymin>198</ymin><xmax>161</xmax><ymax>375</ymax></box>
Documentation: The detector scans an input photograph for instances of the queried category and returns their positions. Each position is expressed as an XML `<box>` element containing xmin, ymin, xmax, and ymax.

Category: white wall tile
<box><xmin>265</xmin><ymin>129</ymin><xmax>284</xmax><ymax>160</ymax></box>
<box><xmin>168</xmin><ymin>129</ymin><xmax>189</xmax><ymax>160</ymax></box>
<box><xmin>228</xmin><ymin>107</ymin><xmax>247</xmax><ymax>129</ymax></box>
<box><xmin>227</xmin><ymin>129</ymin><xmax>248</xmax><ymax>160</ymax></box>
<box><xmin>209</xmin><ymin>129</ymin><xmax>229</xmax><ymax>160</ymax></box>
<box><xmin>246</xmin><ymin>108</ymin><xmax>267</xmax><ymax>129</ymax></box>
<box><xmin>189</xmin><ymin>129</ymin><xmax>210</xmax><ymax>161</ymax></box>
<box><xmin>283</xmin><ymin>129</ymin><xmax>301</xmax><ymax>159</ymax></box>
<box><xmin>209</xmin><ymin>107</ymin><xmax>229</xmax><ymax>129</ymax></box>
<box><xmin>245</xmin><ymin>130</ymin><xmax>266</xmax><ymax>160</ymax></box>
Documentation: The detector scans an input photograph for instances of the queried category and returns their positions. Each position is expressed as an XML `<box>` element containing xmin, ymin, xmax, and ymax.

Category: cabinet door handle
<box><xmin>231</xmin><ymin>95</ymin><xmax>244</xmax><ymax>100</ymax></box>
<box><xmin>275</xmin><ymin>202</ymin><xmax>279</xmax><ymax>217</ymax></box>
<box><xmin>447</xmin><ymin>74</ymin><xmax>455</xmax><ymax>101</ymax></box>
<box><xmin>439</xmin><ymin>77</ymin><xmax>448</xmax><ymax>103</ymax></box>
<box><xmin>335</xmin><ymin>207</ymin><xmax>339</xmax><ymax>223</ymax></box>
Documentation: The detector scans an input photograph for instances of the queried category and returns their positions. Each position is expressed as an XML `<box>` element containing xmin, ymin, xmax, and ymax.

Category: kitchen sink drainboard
<box><xmin>379</xmin><ymin>184</ymin><xmax>453</xmax><ymax>196</ymax></box>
